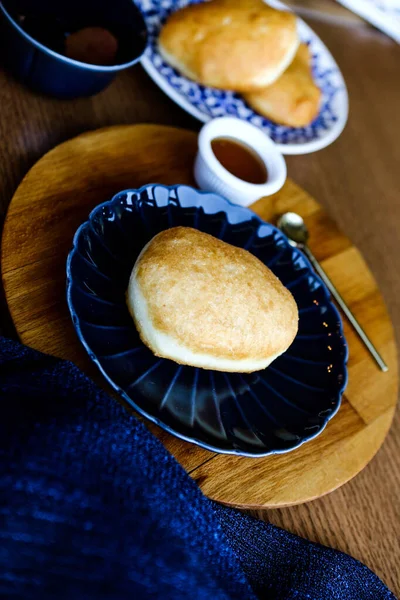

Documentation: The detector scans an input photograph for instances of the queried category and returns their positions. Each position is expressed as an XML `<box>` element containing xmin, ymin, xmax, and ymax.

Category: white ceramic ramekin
<box><xmin>194</xmin><ymin>117</ymin><xmax>287</xmax><ymax>207</ymax></box>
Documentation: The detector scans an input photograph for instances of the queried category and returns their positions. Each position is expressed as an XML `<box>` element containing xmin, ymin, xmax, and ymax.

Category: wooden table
<box><xmin>0</xmin><ymin>13</ymin><xmax>399</xmax><ymax>597</ymax></box>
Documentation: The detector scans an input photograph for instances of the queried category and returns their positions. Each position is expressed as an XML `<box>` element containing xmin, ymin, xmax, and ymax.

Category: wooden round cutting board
<box><xmin>1</xmin><ymin>124</ymin><xmax>397</xmax><ymax>508</ymax></box>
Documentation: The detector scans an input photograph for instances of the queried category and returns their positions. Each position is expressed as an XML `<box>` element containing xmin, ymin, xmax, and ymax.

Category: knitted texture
<box><xmin>0</xmin><ymin>338</ymin><xmax>396</xmax><ymax>599</ymax></box>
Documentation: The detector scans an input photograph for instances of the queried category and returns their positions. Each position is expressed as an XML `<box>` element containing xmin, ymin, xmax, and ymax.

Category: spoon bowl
<box><xmin>277</xmin><ymin>212</ymin><xmax>309</xmax><ymax>246</ymax></box>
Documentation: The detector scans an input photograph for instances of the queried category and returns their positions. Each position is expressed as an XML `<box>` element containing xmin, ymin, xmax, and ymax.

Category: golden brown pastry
<box><xmin>244</xmin><ymin>43</ymin><xmax>321</xmax><ymax>127</ymax></box>
<box><xmin>158</xmin><ymin>0</ymin><xmax>299</xmax><ymax>92</ymax></box>
<box><xmin>127</xmin><ymin>227</ymin><xmax>298</xmax><ymax>372</ymax></box>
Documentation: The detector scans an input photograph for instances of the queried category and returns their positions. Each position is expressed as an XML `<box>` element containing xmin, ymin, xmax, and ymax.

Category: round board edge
<box><xmin>1</xmin><ymin>123</ymin><xmax>397</xmax><ymax>508</ymax></box>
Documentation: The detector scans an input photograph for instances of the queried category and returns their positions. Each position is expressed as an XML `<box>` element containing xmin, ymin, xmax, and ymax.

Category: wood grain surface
<box><xmin>1</xmin><ymin>122</ymin><xmax>398</xmax><ymax>512</ymax></box>
<box><xmin>285</xmin><ymin>0</ymin><xmax>366</xmax><ymax>25</ymax></box>
<box><xmin>0</xmin><ymin>13</ymin><xmax>399</xmax><ymax>597</ymax></box>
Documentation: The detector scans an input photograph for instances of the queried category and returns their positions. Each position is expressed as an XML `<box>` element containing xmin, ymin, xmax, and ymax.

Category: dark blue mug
<box><xmin>0</xmin><ymin>0</ymin><xmax>148</xmax><ymax>99</ymax></box>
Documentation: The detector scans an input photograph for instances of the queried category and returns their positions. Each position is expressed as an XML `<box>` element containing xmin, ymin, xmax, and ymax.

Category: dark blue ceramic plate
<box><xmin>66</xmin><ymin>184</ymin><xmax>348</xmax><ymax>456</ymax></box>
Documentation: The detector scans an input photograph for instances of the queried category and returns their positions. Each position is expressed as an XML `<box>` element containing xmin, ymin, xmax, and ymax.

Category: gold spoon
<box><xmin>278</xmin><ymin>212</ymin><xmax>388</xmax><ymax>372</ymax></box>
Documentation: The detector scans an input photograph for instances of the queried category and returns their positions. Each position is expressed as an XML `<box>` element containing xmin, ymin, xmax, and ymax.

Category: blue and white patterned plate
<box><xmin>137</xmin><ymin>0</ymin><xmax>349</xmax><ymax>155</ymax></box>
<box><xmin>67</xmin><ymin>184</ymin><xmax>348</xmax><ymax>457</ymax></box>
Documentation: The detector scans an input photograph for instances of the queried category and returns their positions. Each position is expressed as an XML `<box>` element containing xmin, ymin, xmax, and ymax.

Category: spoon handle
<box><xmin>302</xmin><ymin>245</ymin><xmax>388</xmax><ymax>372</ymax></box>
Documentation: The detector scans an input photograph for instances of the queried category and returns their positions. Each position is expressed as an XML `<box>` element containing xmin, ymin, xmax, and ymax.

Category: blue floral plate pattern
<box><xmin>137</xmin><ymin>0</ymin><xmax>349</xmax><ymax>155</ymax></box>
<box><xmin>66</xmin><ymin>184</ymin><xmax>348</xmax><ymax>456</ymax></box>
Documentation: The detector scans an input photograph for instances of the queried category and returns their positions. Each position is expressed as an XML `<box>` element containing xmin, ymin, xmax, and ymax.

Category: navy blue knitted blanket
<box><xmin>0</xmin><ymin>338</ymin><xmax>396</xmax><ymax>599</ymax></box>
